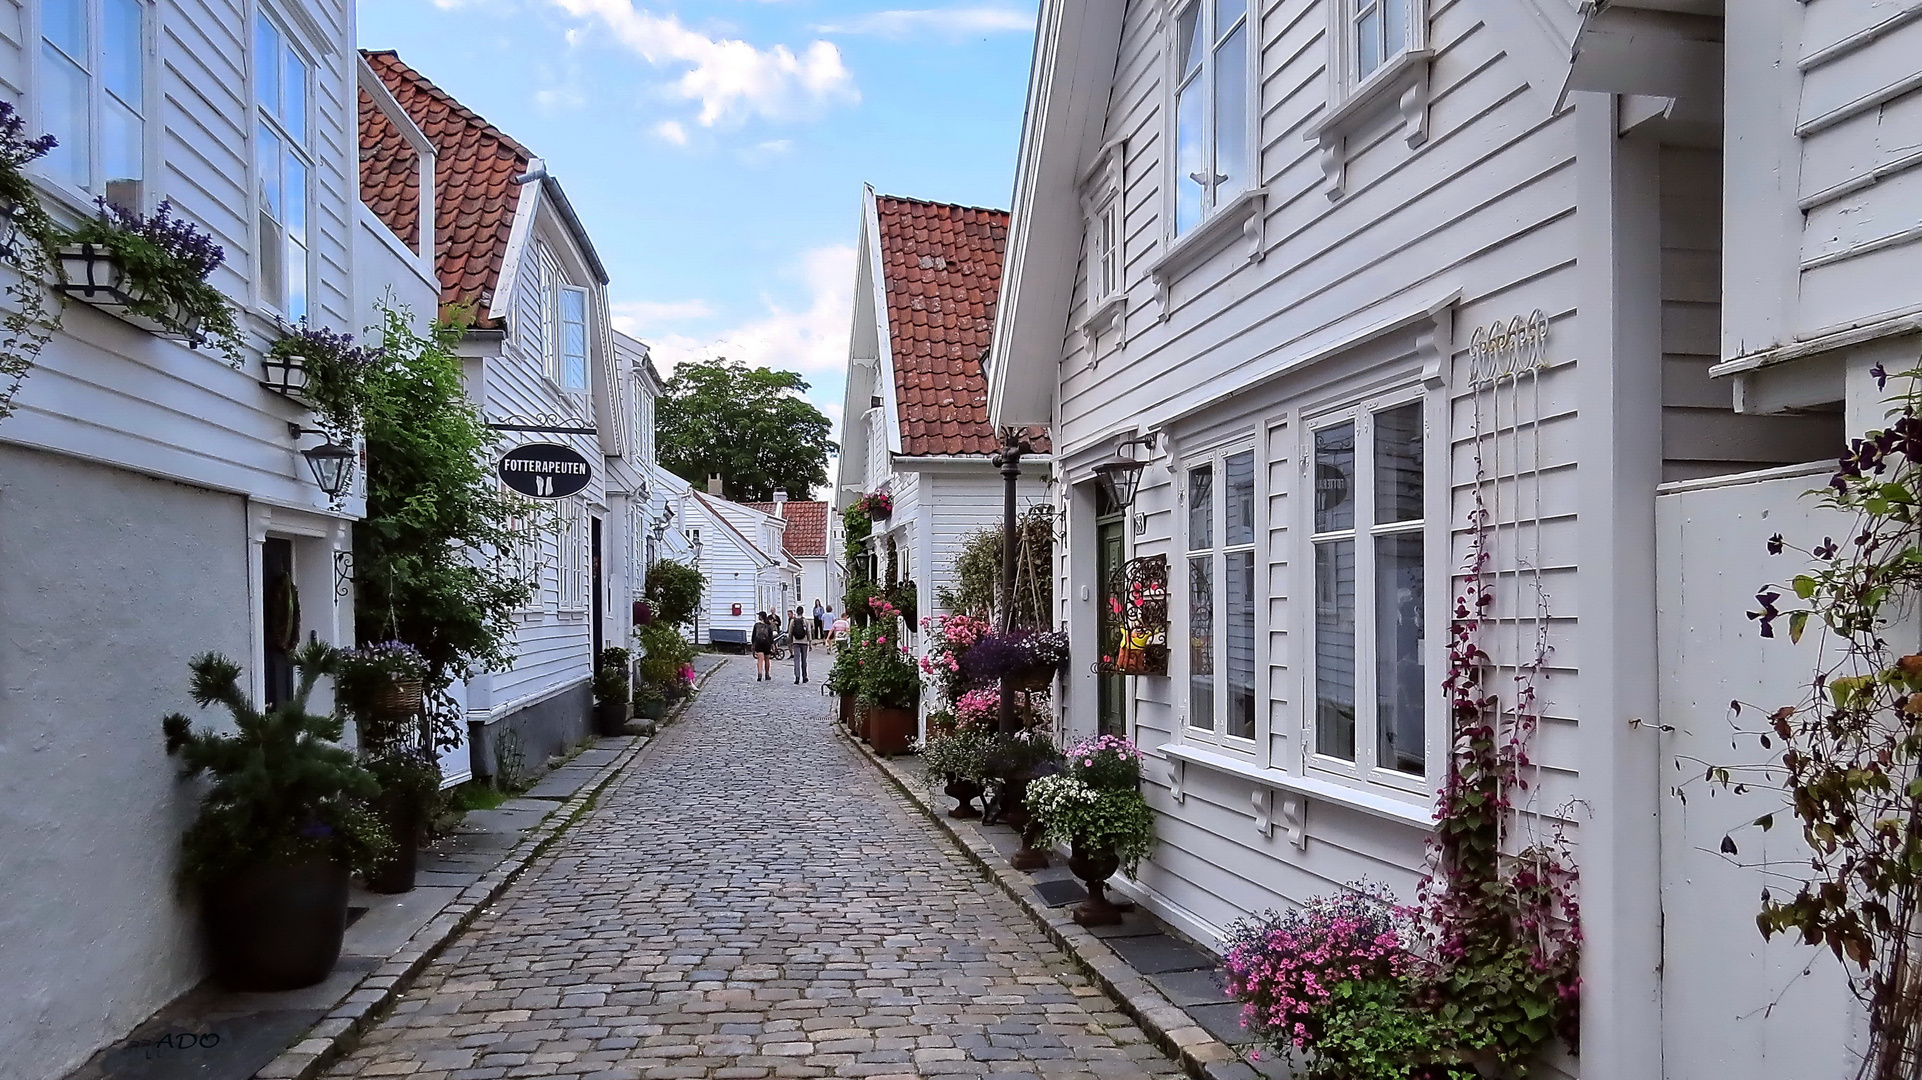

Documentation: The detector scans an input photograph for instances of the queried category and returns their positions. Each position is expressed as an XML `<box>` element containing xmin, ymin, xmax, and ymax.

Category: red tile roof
<box><xmin>358</xmin><ymin>90</ymin><xmax>420</xmax><ymax>251</ymax></box>
<box><xmin>363</xmin><ymin>50</ymin><xmax>533</xmax><ymax>327</ymax></box>
<box><xmin>874</xmin><ymin>195</ymin><xmax>1048</xmax><ymax>457</ymax></box>
<box><xmin>742</xmin><ymin>501</ymin><xmax>829</xmax><ymax>559</ymax></box>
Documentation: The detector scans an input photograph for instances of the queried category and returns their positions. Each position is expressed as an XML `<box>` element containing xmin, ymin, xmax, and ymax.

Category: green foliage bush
<box><xmin>644</xmin><ymin>560</ymin><xmax>704</xmax><ymax>628</ymax></box>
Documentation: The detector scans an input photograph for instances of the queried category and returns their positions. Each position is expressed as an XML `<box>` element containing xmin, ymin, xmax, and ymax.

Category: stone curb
<box><xmin>248</xmin><ymin>669</ymin><xmax>720</xmax><ymax>1080</ymax></box>
<box><xmin>842</xmin><ymin>725</ymin><xmax>1249</xmax><ymax>1080</ymax></box>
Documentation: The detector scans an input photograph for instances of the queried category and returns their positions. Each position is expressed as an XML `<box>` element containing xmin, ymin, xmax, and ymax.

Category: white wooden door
<box><xmin>1655</xmin><ymin>463</ymin><xmax>1864</xmax><ymax>1079</ymax></box>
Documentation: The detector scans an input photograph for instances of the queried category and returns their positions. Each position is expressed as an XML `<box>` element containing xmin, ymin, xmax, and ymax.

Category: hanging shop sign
<box><xmin>498</xmin><ymin>443</ymin><xmax>593</xmax><ymax>499</ymax></box>
<box><xmin>1101</xmin><ymin>554</ymin><xmax>1169</xmax><ymax>676</ymax></box>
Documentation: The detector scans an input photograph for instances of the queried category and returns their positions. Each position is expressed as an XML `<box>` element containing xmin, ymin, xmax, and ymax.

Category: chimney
<box><xmin>772</xmin><ymin>489</ymin><xmax>788</xmax><ymax>505</ymax></box>
<box><xmin>707</xmin><ymin>474</ymin><xmax>724</xmax><ymax>495</ymax></box>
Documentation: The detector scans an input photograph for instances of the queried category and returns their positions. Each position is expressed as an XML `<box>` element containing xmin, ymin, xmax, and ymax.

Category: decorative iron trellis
<box><xmin>1101</xmin><ymin>554</ymin><xmax>1168</xmax><ymax>676</ymax></box>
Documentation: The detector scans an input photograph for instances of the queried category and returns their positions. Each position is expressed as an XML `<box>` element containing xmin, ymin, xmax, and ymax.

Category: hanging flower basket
<box><xmin>259</xmin><ymin>350</ymin><xmax>312</xmax><ymax>402</ymax></box>
<box><xmin>55</xmin><ymin>242</ymin><xmax>205</xmax><ymax>342</ymax></box>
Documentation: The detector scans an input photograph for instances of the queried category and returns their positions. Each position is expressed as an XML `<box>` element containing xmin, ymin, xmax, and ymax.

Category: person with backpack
<box><xmin>750</xmin><ymin>612</ymin><xmax>775</xmax><ymax>681</ymax></box>
<box><xmin>788</xmin><ymin>606</ymin><xmax>813</xmax><ymax>684</ymax></box>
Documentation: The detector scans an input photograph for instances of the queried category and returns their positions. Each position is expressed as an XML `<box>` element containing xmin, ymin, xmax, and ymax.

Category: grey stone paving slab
<box><xmin>1149</xmin><ymin>967</ymin><xmax>1235</xmax><ymax>1007</ymax></box>
<box><xmin>1107</xmin><ymin>933</ymin><xmax>1217</xmax><ymax>974</ymax></box>
<box><xmin>568</xmin><ymin>745</ymin><xmax>625</xmax><ymax>768</ymax></box>
<box><xmin>1087</xmin><ymin>910</ymin><xmax>1166</xmax><ymax>939</ymax></box>
<box><xmin>449</xmin><ymin>804</ymin><xmax>549</xmax><ymax>835</ymax></box>
<box><xmin>1189</xmin><ymin>1002</ymin><xmax>1257</xmax><ymax>1046</ymax></box>
<box><xmin>520</xmin><ymin>764</ymin><xmax>600</xmax><ymax>800</ymax></box>
<box><xmin>96</xmin><ymin>1009</ymin><xmax>326</xmax><ymax>1080</ymax></box>
<box><xmin>409</xmin><ymin>869</ymin><xmax>480</xmax><ymax>889</ymax></box>
<box><xmin>1031</xmin><ymin>879</ymin><xmax>1089</xmax><ymax>907</ymax></box>
<box><xmin>319</xmin><ymin>660</ymin><xmax>1186</xmax><ymax>1080</ymax></box>
<box><xmin>340</xmin><ymin>887</ymin><xmax>463</xmax><ymax>957</ymax></box>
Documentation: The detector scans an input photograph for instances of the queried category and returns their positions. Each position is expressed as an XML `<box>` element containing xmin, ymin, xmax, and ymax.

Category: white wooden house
<box><xmin>0</xmin><ymin>2</ymin><xmax>377</xmax><ymax>1076</ymax></box>
<box><xmin>987</xmin><ymin>0</ymin><xmax>1865</xmax><ymax>1076</ymax></box>
<box><xmin>744</xmin><ymin>496</ymin><xmax>838</xmax><ymax>624</ymax></box>
<box><xmin>366</xmin><ymin>51</ymin><xmax>624</xmax><ymax>779</ymax></box>
<box><xmin>833</xmin><ymin>188</ymin><xmax>1049</xmax><ymax>679</ymax></box>
<box><xmin>645</xmin><ymin>466</ymin><xmax>797</xmax><ymax>645</ymax></box>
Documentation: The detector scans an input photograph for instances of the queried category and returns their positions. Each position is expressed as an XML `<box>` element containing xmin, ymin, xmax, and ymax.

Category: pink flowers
<box><xmin>1221</xmin><ymin>883</ymin><xmax>1415</xmax><ymax>1053</ymax></box>
<box><xmin>954</xmin><ymin>687</ymin><xmax>1000</xmax><ymax>730</ymax></box>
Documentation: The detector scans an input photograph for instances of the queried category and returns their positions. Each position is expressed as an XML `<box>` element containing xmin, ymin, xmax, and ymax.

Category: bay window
<box><xmin>1171</xmin><ymin>0</ymin><xmax>1251</xmax><ymax>237</ymax></box>
<box><xmin>38</xmin><ymin>0</ymin><xmax>147</xmax><ymax>207</ymax></box>
<box><xmin>1186</xmin><ymin>446</ymin><xmax>1257</xmax><ymax>743</ymax></box>
<box><xmin>255</xmin><ymin>9</ymin><xmax>312</xmax><ymax>322</ymax></box>
<box><xmin>1309</xmin><ymin>397</ymin><xmax>1429</xmax><ymax>781</ymax></box>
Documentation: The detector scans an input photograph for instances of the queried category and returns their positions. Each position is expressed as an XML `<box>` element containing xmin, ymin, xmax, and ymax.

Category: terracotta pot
<box><xmin>866</xmin><ymin>706</ymin><xmax>916</xmax><ymax>756</ymax></box>
<box><xmin>838</xmin><ymin>692</ymin><xmax>856</xmax><ymax>731</ymax></box>
<box><xmin>1067</xmin><ymin>842</ymin><xmax>1124</xmax><ymax>927</ymax></box>
<box><xmin>365</xmin><ymin>797</ymin><xmax>420</xmax><ymax>895</ymax></box>
<box><xmin>943</xmin><ymin>776</ymin><xmax>983</xmax><ymax>819</ymax></box>
<box><xmin>203</xmin><ymin>856</ymin><xmax>350</xmax><ymax>990</ymax></box>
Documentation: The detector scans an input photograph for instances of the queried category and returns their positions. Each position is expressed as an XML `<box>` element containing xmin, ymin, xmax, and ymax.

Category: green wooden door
<box><xmin>1097</xmin><ymin>518</ymin><xmax>1126</xmax><ymax>737</ymax></box>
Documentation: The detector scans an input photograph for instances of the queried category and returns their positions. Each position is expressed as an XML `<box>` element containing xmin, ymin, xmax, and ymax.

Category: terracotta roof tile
<box><xmin>358</xmin><ymin>90</ymin><xmax>420</xmax><ymax>251</ymax></box>
<box><xmin>741</xmin><ymin>501</ymin><xmax>830</xmax><ymax>559</ymax></box>
<box><xmin>363</xmin><ymin>50</ymin><xmax>534</xmax><ymax>327</ymax></box>
<box><xmin>873</xmin><ymin>195</ymin><xmax>1049</xmax><ymax>457</ymax></box>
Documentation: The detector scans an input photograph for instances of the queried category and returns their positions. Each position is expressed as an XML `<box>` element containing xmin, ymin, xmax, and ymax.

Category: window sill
<box><xmin>1156</xmin><ymin>742</ymin><xmax>1435</xmax><ymax>832</ymax></box>
<box><xmin>1149</xmin><ymin>188</ymin><xmax>1266</xmax><ymax>316</ymax></box>
<box><xmin>1304</xmin><ymin>48</ymin><xmax>1434</xmax><ymax>201</ymax></box>
<box><xmin>1080</xmin><ymin>293</ymin><xmax>1127</xmax><ymax>355</ymax></box>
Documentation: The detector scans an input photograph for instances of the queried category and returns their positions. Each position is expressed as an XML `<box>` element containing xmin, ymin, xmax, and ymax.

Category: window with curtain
<box><xmin>1186</xmin><ymin>445</ymin><xmax>1257</xmax><ymax>742</ymax></box>
<box><xmin>254</xmin><ymin>9</ymin><xmax>312</xmax><ymax>323</ymax></box>
<box><xmin>1311</xmin><ymin>397</ymin><xmax>1428</xmax><ymax>781</ymax></box>
<box><xmin>39</xmin><ymin>0</ymin><xmax>146</xmax><ymax>207</ymax></box>
<box><xmin>1171</xmin><ymin>0</ymin><xmax>1251</xmax><ymax>236</ymax></box>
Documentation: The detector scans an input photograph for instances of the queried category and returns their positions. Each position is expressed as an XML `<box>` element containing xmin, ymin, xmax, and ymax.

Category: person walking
<box><xmin>750</xmin><ymin>612</ymin><xmax>774</xmax><ymax>681</ymax></box>
<box><xmin>812</xmin><ymin>599</ymin><xmax>826</xmax><ymax>639</ymax></box>
<box><xmin>830</xmin><ymin>609</ymin><xmax>850</xmax><ymax>643</ymax></box>
<box><xmin>788</xmin><ymin>606</ymin><xmax>812</xmax><ymax>684</ymax></box>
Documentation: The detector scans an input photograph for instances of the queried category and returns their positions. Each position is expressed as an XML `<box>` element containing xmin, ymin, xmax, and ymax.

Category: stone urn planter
<box><xmin>635</xmin><ymin>697</ymin><xmax>666</xmax><ymax>723</ymax></box>
<box><xmin>866</xmin><ymin>705</ymin><xmax>916</xmax><ymax>756</ymax></box>
<box><xmin>203</xmin><ymin>856</ymin><xmax>351</xmax><ymax>990</ymax></box>
<box><xmin>364</xmin><ymin>795</ymin><xmax>420</xmax><ymax>894</ymax></box>
<box><xmin>1067</xmin><ymin>841</ymin><xmax>1125</xmax><ymax>927</ymax></box>
<box><xmin>943</xmin><ymin>776</ymin><xmax>983</xmax><ymax>819</ymax></box>
<box><xmin>594</xmin><ymin>699</ymin><xmax>631</xmax><ymax>737</ymax></box>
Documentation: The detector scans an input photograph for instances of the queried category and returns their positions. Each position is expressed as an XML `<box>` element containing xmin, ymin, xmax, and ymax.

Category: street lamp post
<box><xmin>989</xmin><ymin>429</ymin><xmax>1032</xmax><ymax>736</ymax></box>
<box><xmin>690</xmin><ymin>537</ymin><xmax>704</xmax><ymax>648</ymax></box>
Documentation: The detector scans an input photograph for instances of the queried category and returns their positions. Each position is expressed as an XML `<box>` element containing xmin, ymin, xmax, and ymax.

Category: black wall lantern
<box><xmin>1091</xmin><ymin>431</ymin><xmax>1159</xmax><ymax>512</ymax></box>
<box><xmin>290</xmin><ymin>424</ymin><xmax>356</xmax><ymax>500</ymax></box>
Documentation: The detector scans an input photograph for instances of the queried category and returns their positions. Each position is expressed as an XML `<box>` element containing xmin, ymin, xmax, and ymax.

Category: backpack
<box><xmin>751</xmin><ymin>621</ymin><xmax>773</xmax><ymax>649</ymax></box>
<box><xmin>789</xmin><ymin>616</ymin><xmax>810</xmax><ymax>642</ymax></box>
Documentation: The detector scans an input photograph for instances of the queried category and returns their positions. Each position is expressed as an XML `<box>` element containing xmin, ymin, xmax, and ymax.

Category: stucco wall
<box><xmin>0</xmin><ymin>446</ymin><xmax>251</xmax><ymax>1080</ymax></box>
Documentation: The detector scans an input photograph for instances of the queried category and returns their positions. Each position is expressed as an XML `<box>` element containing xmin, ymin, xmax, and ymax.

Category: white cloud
<box><xmin>653</xmin><ymin>119</ymin><xmax>690</xmax><ymax>145</ymax></box>
<box><xmin>618</xmin><ymin>245</ymin><xmax>856</xmax><ymax>438</ymax></box>
<box><xmin>548</xmin><ymin>0</ymin><xmax>859</xmax><ymax>126</ymax></box>
<box><xmin>814</xmin><ymin>6</ymin><xmax>1033</xmax><ymax>38</ymax></box>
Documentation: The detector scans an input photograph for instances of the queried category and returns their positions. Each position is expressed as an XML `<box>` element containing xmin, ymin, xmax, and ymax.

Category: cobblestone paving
<box><xmin>325</xmin><ymin>659</ymin><xmax>1185</xmax><ymax>1080</ymax></box>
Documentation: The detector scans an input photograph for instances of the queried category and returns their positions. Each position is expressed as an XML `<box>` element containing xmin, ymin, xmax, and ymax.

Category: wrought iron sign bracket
<box><xmin>486</xmin><ymin>412</ymin><xmax>598</xmax><ymax>437</ymax></box>
<box><xmin>334</xmin><ymin>550</ymin><xmax>354</xmax><ymax>599</ymax></box>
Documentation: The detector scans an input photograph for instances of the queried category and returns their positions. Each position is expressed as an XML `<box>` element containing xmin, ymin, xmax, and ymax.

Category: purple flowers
<box><xmin>98</xmin><ymin>198</ymin><xmax>226</xmax><ymax>281</ymax></box>
<box><xmin>0</xmin><ymin>101</ymin><xmax>55</xmax><ymax>169</ymax></box>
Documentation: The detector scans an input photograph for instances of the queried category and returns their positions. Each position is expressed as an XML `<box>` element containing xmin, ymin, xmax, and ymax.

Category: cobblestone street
<box><xmin>324</xmin><ymin>659</ymin><xmax>1186</xmax><ymax>1080</ymax></box>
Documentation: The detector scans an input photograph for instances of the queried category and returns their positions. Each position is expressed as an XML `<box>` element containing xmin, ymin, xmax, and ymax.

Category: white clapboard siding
<box><xmin>920</xmin><ymin>470</ymin><xmax>1050</xmax><ymax>620</ymax></box>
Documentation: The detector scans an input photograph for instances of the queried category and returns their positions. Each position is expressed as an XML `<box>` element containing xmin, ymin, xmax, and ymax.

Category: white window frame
<box><xmin>1165</xmin><ymin>0</ymin><xmax>1255</xmax><ymax>239</ymax></box>
<box><xmin>1300</xmin><ymin>384</ymin><xmax>1442</xmax><ymax>798</ymax></box>
<box><xmin>1181</xmin><ymin>439</ymin><xmax>1260</xmax><ymax>752</ymax></box>
<box><xmin>253</xmin><ymin>4</ymin><xmax>315</xmax><ymax>324</ymax></box>
<box><xmin>31</xmin><ymin>0</ymin><xmax>152</xmax><ymax>210</ymax></box>
<box><xmin>556</xmin><ymin>284</ymin><xmax>589</xmax><ymax>393</ymax></box>
<box><xmin>502</xmin><ymin>485</ymin><xmax>543</xmax><ymax>613</ymax></box>
<box><xmin>1330</xmin><ymin>0</ymin><xmax>1426</xmax><ymax>104</ymax></box>
<box><xmin>558</xmin><ymin>499</ymin><xmax>588</xmax><ymax>612</ymax></box>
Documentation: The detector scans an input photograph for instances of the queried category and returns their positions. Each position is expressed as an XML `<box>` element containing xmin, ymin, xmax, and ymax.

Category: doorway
<box><xmin>262</xmin><ymin>537</ymin><xmax>297</xmax><ymax>710</ymax></box>
<box><xmin>1096</xmin><ymin>511</ymin><xmax>1126</xmax><ymax>737</ymax></box>
<box><xmin>590</xmin><ymin>516</ymin><xmax>604</xmax><ymax>660</ymax></box>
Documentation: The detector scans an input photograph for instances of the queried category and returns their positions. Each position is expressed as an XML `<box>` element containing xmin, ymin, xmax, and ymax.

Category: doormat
<box><xmin>1031</xmin><ymin>879</ymin><xmax>1088</xmax><ymax>907</ymax></box>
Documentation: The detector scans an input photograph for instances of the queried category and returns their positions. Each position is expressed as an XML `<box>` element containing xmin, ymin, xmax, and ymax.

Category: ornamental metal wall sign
<box><xmin>498</xmin><ymin>443</ymin><xmax>593</xmax><ymax>499</ymax></box>
<box><xmin>1101</xmin><ymin>554</ymin><xmax>1169</xmax><ymax>676</ymax></box>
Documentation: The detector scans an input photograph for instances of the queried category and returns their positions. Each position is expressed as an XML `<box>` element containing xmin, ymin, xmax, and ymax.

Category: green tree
<box><xmin>355</xmin><ymin>303</ymin><xmax>537</xmax><ymax>744</ymax></box>
<box><xmin>657</xmin><ymin>358</ymin><xmax>835</xmax><ymax>501</ymax></box>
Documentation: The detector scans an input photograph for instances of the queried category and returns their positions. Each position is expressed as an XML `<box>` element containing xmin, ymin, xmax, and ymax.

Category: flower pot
<box><xmin>635</xmin><ymin>698</ymin><xmax>666</xmax><ymax>722</ymax></box>
<box><xmin>1010</xmin><ymin>814</ymin><xmax>1050</xmax><ymax>871</ymax></box>
<box><xmin>202</xmin><ymin>856</ymin><xmax>351</xmax><ymax>990</ymax></box>
<box><xmin>1067</xmin><ymin>842</ymin><xmax>1125</xmax><ymax>927</ymax></box>
<box><xmin>370</xmin><ymin>676</ymin><xmax>423</xmax><ymax>725</ymax></box>
<box><xmin>54</xmin><ymin>243</ymin><xmax>205</xmax><ymax>342</ymax></box>
<box><xmin>838</xmin><ymin>692</ymin><xmax>856</xmax><ymax>731</ymax></box>
<box><xmin>856</xmin><ymin>703</ymin><xmax>873</xmax><ymax>741</ymax></box>
<box><xmin>595</xmin><ymin>699</ymin><xmax>631</xmax><ymax>737</ymax></box>
<box><xmin>943</xmin><ymin>776</ymin><xmax>983</xmax><ymax>819</ymax></box>
<box><xmin>867</xmin><ymin>705</ymin><xmax>916</xmax><ymax>756</ymax></box>
<box><xmin>365</xmin><ymin>797</ymin><xmax>420</xmax><ymax>895</ymax></box>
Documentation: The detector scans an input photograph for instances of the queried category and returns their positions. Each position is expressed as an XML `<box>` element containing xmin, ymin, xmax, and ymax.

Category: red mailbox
<box><xmin>731</xmin><ymin>603</ymin><xmax>742</xmax><ymax>616</ymax></box>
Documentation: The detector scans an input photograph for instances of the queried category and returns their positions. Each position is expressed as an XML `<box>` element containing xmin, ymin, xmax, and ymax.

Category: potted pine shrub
<box><xmin>593</xmin><ymin>647</ymin><xmax>632</xmax><ymax>736</ymax></box>
<box><xmin>161</xmin><ymin>644</ymin><xmax>385</xmax><ymax>990</ymax></box>
<box><xmin>1024</xmin><ymin>734</ymin><xmax>1155</xmax><ymax>926</ymax></box>
<box><xmin>334</xmin><ymin>641</ymin><xmax>434</xmax><ymax>894</ymax></box>
<box><xmin>632</xmin><ymin>679</ymin><xmax>666</xmax><ymax>725</ymax></box>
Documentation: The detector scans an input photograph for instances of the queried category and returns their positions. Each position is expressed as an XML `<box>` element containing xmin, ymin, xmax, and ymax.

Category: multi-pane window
<box><xmin>255</xmin><ymin>11</ymin><xmax>311</xmax><ymax>322</ymax></box>
<box><xmin>557</xmin><ymin>286</ymin><xmax>588</xmax><ymax>391</ymax></box>
<box><xmin>1352</xmin><ymin>0</ymin><xmax>1412</xmax><ymax>82</ymax></box>
<box><xmin>1311</xmin><ymin>398</ymin><xmax>1427</xmax><ymax>778</ymax></box>
<box><xmin>1187</xmin><ymin>447</ymin><xmax>1257</xmax><ymax>742</ymax></box>
<box><xmin>559</xmin><ymin>500</ymin><xmax>587</xmax><ymax>611</ymax></box>
<box><xmin>1172</xmin><ymin>0</ymin><xmax>1250</xmax><ymax>236</ymax></box>
<box><xmin>39</xmin><ymin>0</ymin><xmax>146</xmax><ymax>206</ymax></box>
<box><xmin>1093</xmin><ymin>199</ymin><xmax>1120</xmax><ymax>301</ymax></box>
<box><xmin>502</xmin><ymin>486</ymin><xmax>542</xmax><ymax>610</ymax></box>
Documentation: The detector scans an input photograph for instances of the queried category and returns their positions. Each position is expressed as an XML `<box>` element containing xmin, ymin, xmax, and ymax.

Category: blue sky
<box><xmin>359</xmin><ymin>0</ymin><xmax>1039</xmax><ymax>443</ymax></box>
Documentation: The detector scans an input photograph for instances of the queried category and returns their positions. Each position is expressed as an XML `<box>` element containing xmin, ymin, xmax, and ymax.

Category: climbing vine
<box><xmin>1743</xmin><ymin>364</ymin><xmax>1922</xmax><ymax>1080</ymax></box>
